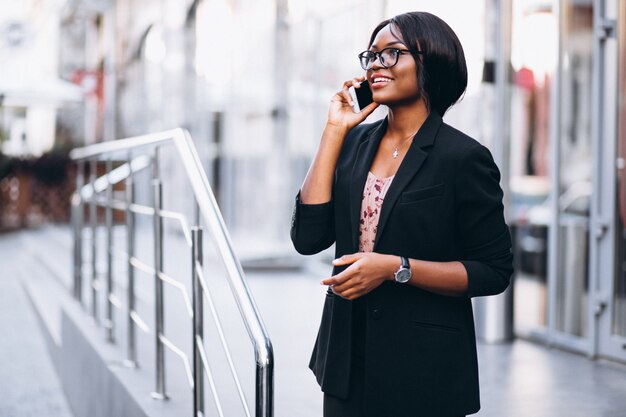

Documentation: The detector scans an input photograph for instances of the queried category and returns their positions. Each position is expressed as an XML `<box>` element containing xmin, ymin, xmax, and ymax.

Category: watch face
<box><xmin>395</xmin><ymin>268</ymin><xmax>411</xmax><ymax>283</ymax></box>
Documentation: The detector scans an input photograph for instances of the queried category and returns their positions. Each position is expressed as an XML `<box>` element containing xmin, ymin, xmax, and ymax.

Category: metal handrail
<box><xmin>78</xmin><ymin>154</ymin><xmax>151</xmax><ymax>199</ymax></box>
<box><xmin>70</xmin><ymin>128</ymin><xmax>274</xmax><ymax>416</ymax></box>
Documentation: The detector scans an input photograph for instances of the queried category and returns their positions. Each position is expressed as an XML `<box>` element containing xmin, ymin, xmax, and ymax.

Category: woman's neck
<box><xmin>386</xmin><ymin>99</ymin><xmax>429</xmax><ymax>140</ymax></box>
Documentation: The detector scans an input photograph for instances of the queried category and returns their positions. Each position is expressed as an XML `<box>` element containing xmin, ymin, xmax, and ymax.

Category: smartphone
<box><xmin>348</xmin><ymin>80</ymin><xmax>374</xmax><ymax>113</ymax></box>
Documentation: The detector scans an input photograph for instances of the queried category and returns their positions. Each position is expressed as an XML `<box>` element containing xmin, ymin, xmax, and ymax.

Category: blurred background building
<box><xmin>1</xmin><ymin>0</ymin><xmax>625</xmax><ymax>377</ymax></box>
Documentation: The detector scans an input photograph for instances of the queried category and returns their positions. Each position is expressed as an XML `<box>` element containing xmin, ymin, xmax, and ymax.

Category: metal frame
<box><xmin>151</xmin><ymin>148</ymin><xmax>167</xmax><ymax>399</ymax></box>
<box><xmin>191</xmin><ymin>227</ymin><xmax>204</xmax><ymax>416</ymax></box>
<box><xmin>125</xmin><ymin>151</ymin><xmax>137</xmax><ymax>367</ymax></box>
<box><xmin>593</xmin><ymin>0</ymin><xmax>626</xmax><ymax>362</ymax></box>
<box><xmin>544</xmin><ymin>0</ymin><xmax>624</xmax><ymax>359</ymax></box>
<box><xmin>70</xmin><ymin>128</ymin><xmax>274</xmax><ymax>416</ymax></box>
<box><xmin>546</xmin><ymin>0</ymin><xmax>564</xmax><ymax>350</ymax></box>
<box><xmin>105</xmin><ymin>157</ymin><xmax>115</xmax><ymax>343</ymax></box>
<box><xmin>89</xmin><ymin>158</ymin><xmax>98</xmax><ymax>322</ymax></box>
<box><xmin>588</xmin><ymin>0</ymin><xmax>611</xmax><ymax>359</ymax></box>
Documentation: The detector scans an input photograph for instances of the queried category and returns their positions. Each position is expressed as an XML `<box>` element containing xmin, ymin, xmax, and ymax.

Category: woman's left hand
<box><xmin>320</xmin><ymin>252</ymin><xmax>396</xmax><ymax>300</ymax></box>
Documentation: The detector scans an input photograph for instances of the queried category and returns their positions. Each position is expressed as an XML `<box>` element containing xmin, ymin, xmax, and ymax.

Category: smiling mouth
<box><xmin>371</xmin><ymin>77</ymin><xmax>392</xmax><ymax>86</ymax></box>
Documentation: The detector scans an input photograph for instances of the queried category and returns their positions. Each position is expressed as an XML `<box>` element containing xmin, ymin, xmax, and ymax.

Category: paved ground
<box><xmin>247</xmin><ymin>268</ymin><xmax>626</xmax><ymax>417</ymax></box>
<box><xmin>0</xmin><ymin>234</ymin><xmax>74</xmax><ymax>417</ymax></box>
<box><xmin>2</xmin><ymin>226</ymin><xmax>626</xmax><ymax>417</ymax></box>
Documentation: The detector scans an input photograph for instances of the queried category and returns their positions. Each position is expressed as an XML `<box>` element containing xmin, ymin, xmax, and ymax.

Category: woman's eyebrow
<box><xmin>370</xmin><ymin>40</ymin><xmax>406</xmax><ymax>49</ymax></box>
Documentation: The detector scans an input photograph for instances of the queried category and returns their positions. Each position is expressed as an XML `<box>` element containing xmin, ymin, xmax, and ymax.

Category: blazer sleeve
<box><xmin>290</xmin><ymin>191</ymin><xmax>336</xmax><ymax>255</ymax></box>
<box><xmin>455</xmin><ymin>144</ymin><xmax>514</xmax><ymax>298</ymax></box>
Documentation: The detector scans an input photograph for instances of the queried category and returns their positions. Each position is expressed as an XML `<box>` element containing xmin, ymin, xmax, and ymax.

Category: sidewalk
<box><xmin>0</xmin><ymin>234</ymin><xmax>73</xmax><ymax>417</ymax></box>
<box><xmin>248</xmin><ymin>267</ymin><xmax>626</xmax><ymax>417</ymax></box>
<box><xmin>2</xmin><ymin>226</ymin><xmax>626</xmax><ymax>417</ymax></box>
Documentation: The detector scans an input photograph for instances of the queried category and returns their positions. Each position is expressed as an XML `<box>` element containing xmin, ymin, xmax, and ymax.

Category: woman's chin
<box><xmin>371</xmin><ymin>93</ymin><xmax>393</xmax><ymax>106</ymax></box>
<box><xmin>373</xmin><ymin>94</ymin><xmax>423</xmax><ymax>109</ymax></box>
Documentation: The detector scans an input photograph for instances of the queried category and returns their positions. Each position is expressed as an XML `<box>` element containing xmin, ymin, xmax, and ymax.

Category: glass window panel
<box><xmin>554</xmin><ymin>1</ymin><xmax>593</xmax><ymax>338</ymax></box>
<box><xmin>510</xmin><ymin>0</ymin><xmax>556</xmax><ymax>335</ymax></box>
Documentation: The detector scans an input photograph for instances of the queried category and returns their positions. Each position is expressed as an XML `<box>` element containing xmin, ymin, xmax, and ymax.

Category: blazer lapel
<box><xmin>373</xmin><ymin>111</ymin><xmax>443</xmax><ymax>250</ymax></box>
<box><xmin>350</xmin><ymin>119</ymin><xmax>387</xmax><ymax>251</ymax></box>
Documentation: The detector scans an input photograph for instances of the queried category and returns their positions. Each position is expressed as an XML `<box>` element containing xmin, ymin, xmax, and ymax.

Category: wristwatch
<box><xmin>394</xmin><ymin>256</ymin><xmax>412</xmax><ymax>283</ymax></box>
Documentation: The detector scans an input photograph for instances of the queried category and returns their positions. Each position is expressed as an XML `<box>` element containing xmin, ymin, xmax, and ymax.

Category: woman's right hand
<box><xmin>327</xmin><ymin>76</ymin><xmax>380</xmax><ymax>132</ymax></box>
<box><xmin>300</xmin><ymin>77</ymin><xmax>378</xmax><ymax>204</ymax></box>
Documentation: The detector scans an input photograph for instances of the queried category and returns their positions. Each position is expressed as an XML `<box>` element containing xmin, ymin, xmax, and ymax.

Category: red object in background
<box><xmin>515</xmin><ymin>67</ymin><xmax>535</xmax><ymax>91</ymax></box>
<box><xmin>70</xmin><ymin>69</ymin><xmax>104</xmax><ymax>100</ymax></box>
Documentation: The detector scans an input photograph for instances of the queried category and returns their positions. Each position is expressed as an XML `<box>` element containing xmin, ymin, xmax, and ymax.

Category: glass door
<box><xmin>508</xmin><ymin>0</ymin><xmax>595</xmax><ymax>350</ymax></box>
<box><xmin>549</xmin><ymin>0</ymin><xmax>594</xmax><ymax>350</ymax></box>
<box><xmin>508</xmin><ymin>0</ymin><xmax>626</xmax><ymax>362</ymax></box>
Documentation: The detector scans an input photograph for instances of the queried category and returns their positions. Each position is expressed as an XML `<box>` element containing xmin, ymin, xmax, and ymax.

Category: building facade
<box><xmin>55</xmin><ymin>0</ymin><xmax>626</xmax><ymax>363</ymax></box>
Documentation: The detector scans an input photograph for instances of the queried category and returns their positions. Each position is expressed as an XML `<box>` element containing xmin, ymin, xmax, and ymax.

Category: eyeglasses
<box><xmin>358</xmin><ymin>47</ymin><xmax>422</xmax><ymax>70</ymax></box>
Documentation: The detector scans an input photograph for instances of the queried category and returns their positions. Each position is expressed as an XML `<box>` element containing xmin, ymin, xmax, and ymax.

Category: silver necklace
<box><xmin>392</xmin><ymin>133</ymin><xmax>417</xmax><ymax>159</ymax></box>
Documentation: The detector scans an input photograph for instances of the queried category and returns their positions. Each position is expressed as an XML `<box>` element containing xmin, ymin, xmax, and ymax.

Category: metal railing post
<box><xmin>256</xmin><ymin>354</ymin><xmax>274</xmax><ymax>417</ymax></box>
<box><xmin>105</xmin><ymin>157</ymin><xmax>115</xmax><ymax>342</ymax></box>
<box><xmin>152</xmin><ymin>148</ymin><xmax>167</xmax><ymax>400</ymax></box>
<box><xmin>90</xmin><ymin>158</ymin><xmax>98</xmax><ymax>322</ymax></box>
<box><xmin>125</xmin><ymin>152</ymin><xmax>137</xmax><ymax>367</ymax></box>
<box><xmin>72</xmin><ymin>160</ymin><xmax>85</xmax><ymax>302</ymax></box>
<box><xmin>191</xmin><ymin>227</ymin><xmax>204</xmax><ymax>417</ymax></box>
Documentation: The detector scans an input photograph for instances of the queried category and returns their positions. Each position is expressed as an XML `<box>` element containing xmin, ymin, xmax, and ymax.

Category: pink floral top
<box><xmin>359</xmin><ymin>171</ymin><xmax>395</xmax><ymax>252</ymax></box>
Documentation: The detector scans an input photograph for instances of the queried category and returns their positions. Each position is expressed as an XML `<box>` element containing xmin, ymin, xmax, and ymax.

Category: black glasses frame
<box><xmin>357</xmin><ymin>47</ymin><xmax>423</xmax><ymax>70</ymax></box>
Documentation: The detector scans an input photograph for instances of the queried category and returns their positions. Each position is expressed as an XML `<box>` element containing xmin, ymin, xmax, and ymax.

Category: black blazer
<box><xmin>290</xmin><ymin>111</ymin><xmax>513</xmax><ymax>416</ymax></box>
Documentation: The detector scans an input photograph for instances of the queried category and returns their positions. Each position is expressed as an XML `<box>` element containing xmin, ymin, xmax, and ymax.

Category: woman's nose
<box><xmin>370</xmin><ymin>55</ymin><xmax>385</xmax><ymax>70</ymax></box>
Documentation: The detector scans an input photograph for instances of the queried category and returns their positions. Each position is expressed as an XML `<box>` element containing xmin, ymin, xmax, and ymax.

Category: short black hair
<box><xmin>369</xmin><ymin>12</ymin><xmax>468</xmax><ymax>116</ymax></box>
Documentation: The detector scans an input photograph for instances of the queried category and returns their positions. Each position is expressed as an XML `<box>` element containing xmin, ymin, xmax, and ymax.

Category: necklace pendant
<box><xmin>393</xmin><ymin>148</ymin><xmax>399</xmax><ymax>159</ymax></box>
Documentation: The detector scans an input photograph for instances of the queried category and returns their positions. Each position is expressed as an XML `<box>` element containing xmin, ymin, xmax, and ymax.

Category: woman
<box><xmin>290</xmin><ymin>11</ymin><xmax>513</xmax><ymax>417</ymax></box>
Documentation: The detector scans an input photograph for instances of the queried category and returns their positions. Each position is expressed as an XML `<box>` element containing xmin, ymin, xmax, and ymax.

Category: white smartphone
<box><xmin>348</xmin><ymin>80</ymin><xmax>374</xmax><ymax>113</ymax></box>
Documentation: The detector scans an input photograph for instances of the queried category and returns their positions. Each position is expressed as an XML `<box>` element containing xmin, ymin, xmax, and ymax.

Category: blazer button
<box><xmin>371</xmin><ymin>308</ymin><xmax>382</xmax><ymax>320</ymax></box>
